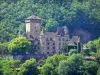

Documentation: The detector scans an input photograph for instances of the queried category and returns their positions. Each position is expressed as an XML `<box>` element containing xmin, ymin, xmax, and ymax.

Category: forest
<box><xmin>0</xmin><ymin>0</ymin><xmax>100</xmax><ymax>75</ymax></box>
<box><xmin>0</xmin><ymin>0</ymin><xmax>100</xmax><ymax>42</ymax></box>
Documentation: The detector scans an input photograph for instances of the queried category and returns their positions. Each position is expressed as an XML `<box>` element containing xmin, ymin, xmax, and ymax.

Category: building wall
<box><xmin>26</xmin><ymin>19</ymin><xmax>41</xmax><ymax>40</ymax></box>
<box><xmin>55</xmin><ymin>34</ymin><xmax>69</xmax><ymax>53</ymax></box>
<box><xmin>25</xmin><ymin>16</ymin><xmax>79</xmax><ymax>54</ymax></box>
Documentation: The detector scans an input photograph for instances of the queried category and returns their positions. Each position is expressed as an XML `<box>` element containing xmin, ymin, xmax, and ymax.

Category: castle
<box><xmin>25</xmin><ymin>15</ymin><xmax>80</xmax><ymax>54</ymax></box>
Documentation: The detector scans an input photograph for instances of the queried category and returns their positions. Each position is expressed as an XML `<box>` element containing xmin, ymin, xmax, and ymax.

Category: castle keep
<box><xmin>25</xmin><ymin>15</ymin><xmax>80</xmax><ymax>54</ymax></box>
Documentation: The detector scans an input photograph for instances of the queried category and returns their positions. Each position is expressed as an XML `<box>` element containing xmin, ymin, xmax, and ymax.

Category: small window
<box><xmin>47</xmin><ymin>47</ymin><xmax>49</xmax><ymax>49</ymax></box>
<box><xmin>30</xmin><ymin>35</ymin><xmax>34</xmax><ymax>39</ymax></box>
<box><xmin>53</xmin><ymin>43</ymin><xmax>55</xmax><ymax>45</ymax></box>
<box><xmin>59</xmin><ymin>38</ymin><xmax>61</xmax><ymax>41</ymax></box>
<box><xmin>53</xmin><ymin>47</ymin><xmax>55</xmax><ymax>49</ymax></box>
<box><xmin>50</xmin><ymin>38</ymin><xmax>52</xmax><ymax>41</ymax></box>
<box><xmin>66</xmin><ymin>39</ymin><xmax>68</xmax><ymax>41</ymax></box>
<box><xmin>59</xmin><ymin>42</ymin><xmax>61</xmax><ymax>45</ymax></box>
<box><xmin>47</xmin><ymin>52</ymin><xmax>49</xmax><ymax>54</ymax></box>
<box><xmin>62</xmin><ymin>38</ymin><xmax>64</xmax><ymax>41</ymax></box>
<box><xmin>47</xmin><ymin>42</ymin><xmax>49</xmax><ymax>45</ymax></box>
<box><xmin>38</xmin><ymin>47</ymin><xmax>40</xmax><ymax>49</ymax></box>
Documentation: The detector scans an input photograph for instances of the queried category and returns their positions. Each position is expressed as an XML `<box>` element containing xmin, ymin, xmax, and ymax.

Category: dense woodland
<box><xmin>0</xmin><ymin>0</ymin><xmax>100</xmax><ymax>42</ymax></box>
<box><xmin>0</xmin><ymin>0</ymin><xmax>100</xmax><ymax>75</ymax></box>
<box><xmin>0</xmin><ymin>51</ymin><xmax>100</xmax><ymax>75</ymax></box>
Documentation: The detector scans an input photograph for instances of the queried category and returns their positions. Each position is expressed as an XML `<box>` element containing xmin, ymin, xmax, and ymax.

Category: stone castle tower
<box><xmin>25</xmin><ymin>15</ymin><xmax>41</xmax><ymax>40</ymax></box>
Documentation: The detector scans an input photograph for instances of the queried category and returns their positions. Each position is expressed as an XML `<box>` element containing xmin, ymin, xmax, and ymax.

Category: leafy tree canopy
<box><xmin>40</xmin><ymin>54</ymin><xmax>68</xmax><ymax>75</ymax></box>
<box><xmin>18</xmin><ymin>58</ymin><xmax>39</xmax><ymax>75</ymax></box>
<box><xmin>58</xmin><ymin>54</ymin><xmax>84</xmax><ymax>75</ymax></box>
<box><xmin>8</xmin><ymin>36</ymin><xmax>32</xmax><ymax>54</ymax></box>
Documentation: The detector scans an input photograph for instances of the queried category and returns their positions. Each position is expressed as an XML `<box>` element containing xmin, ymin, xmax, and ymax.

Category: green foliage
<box><xmin>96</xmin><ymin>49</ymin><xmax>100</xmax><ymax>65</ymax></box>
<box><xmin>64</xmin><ymin>45</ymin><xmax>77</xmax><ymax>53</ymax></box>
<box><xmin>83</xmin><ymin>49</ymin><xmax>90</xmax><ymax>56</ymax></box>
<box><xmin>68</xmin><ymin>49</ymin><xmax>77</xmax><ymax>56</ymax></box>
<box><xmin>40</xmin><ymin>54</ymin><xmax>68</xmax><ymax>75</ymax></box>
<box><xmin>97</xmin><ymin>68</ymin><xmax>100</xmax><ymax>75</ymax></box>
<box><xmin>0</xmin><ymin>0</ymin><xmax>100</xmax><ymax>42</ymax></box>
<box><xmin>0</xmin><ymin>42</ymin><xmax>9</xmax><ymax>55</ymax></box>
<box><xmin>40</xmin><ymin>63</ymin><xmax>54</xmax><ymax>75</ymax></box>
<box><xmin>18</xmin><ymin>58</ymin><xmax>39</xmax><ymax>75</ymax></box>
<box><xmin>82</xmin><ymin>61</ymin><xmax>98</xmax><ymax>75</ymax></box>
<box><xmin>0</xmin><ymin>59</ymin><xmax>20</xmax><ymax>75</ymax></box>
<box><xmin>8</xmin><ymin>36</ymin><xmax>32</xmax><ymax>54</ymax></box>
<box><xmin>58</xmin><ymin>54</ymin><xmax>84</xmax><ymax>75</ymax></box>
<box><xmin>45</xmin><ymin>18</ymin><xmax>58</xmax><ymax>32</ymax></box>
<box><xmin>86</xmin><ymin>37</ymin><xmax>100</xmax><ymax>53</ymax></box>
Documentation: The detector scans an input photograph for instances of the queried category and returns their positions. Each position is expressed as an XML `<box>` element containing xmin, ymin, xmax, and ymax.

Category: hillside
<box><xmin>0</xmin><ymin>0</ymin><xmax>100</xmax><ymax>43</ymax></box>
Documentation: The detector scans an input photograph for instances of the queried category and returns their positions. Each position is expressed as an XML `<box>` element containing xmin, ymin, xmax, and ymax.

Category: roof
<box><xmin>56</xmin><ymin>27</ymin><xmax>65</xmax><ymax>36</ymax></box>
<box><xmin>56</xmin><ymin>26</ymin><xmax>68</xmax><ymax>36</ymax></box>
<box><xmin>45</xmin><ymin>32</ymin><xmax>56</xmax><ymax>37</ymax></box>
<box><xmin>26</xmin><ymin>15</ymin><xmax>41</xmax><ymax>20</ymax></box>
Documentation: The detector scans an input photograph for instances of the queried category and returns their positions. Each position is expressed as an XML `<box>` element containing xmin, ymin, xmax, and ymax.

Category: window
<box><xmin>47</xmin><ymin>47</ymin><xmax>49</xmax><ymax>49</ymax></box>
<box><xmin>62</xmin><ymin>38</ymin><xmax>64</xmax><ymax>41</ymax></box>
<box><xmin>59</xmin><ymin>38</ymin><xmax>61</xmax><ymax>41</ymax></box>
<box><xmin>47</xmin><ymin>42</ymin><xmax>49</xmax><ymax>45</ymax></box>
<box><xmin>59</xmin><ymin>42</ymin><xmax>61</xmax><ymax>45</ymax></box>
<box><xmin>37</xmin><ymin>47</ymin><xmax>40</xmax><ymax>49</ymax></box>
<box><xmin>47</xmin><ymin>52</ymin><xmax>49</xmax><ymax>54</ymax></box>
<box><xmin>53</xmin><ymin>43</ymin><xmax>55</xmax><ymax>45</ymax></box>
<box><xmin>30</xmin><ymin>35</ymin><xmax>34</xmax><ymax>39</ymax></box>
<box><xmin>50</xmin><ymin>38</ymin><xmax>52</xmax><ymax>41</ymax></box>
<box><xmin>53</xmin><ymin>47</ymin><xmax>55</xmax><ymax>49</ymax></box>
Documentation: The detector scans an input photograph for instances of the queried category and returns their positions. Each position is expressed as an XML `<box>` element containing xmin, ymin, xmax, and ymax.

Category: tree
<box><xmin>58</xmin><ymin>54</ymin><xmax>84</xmax><ymax>75</ymax></box>
<box><xmin>40</xmin><ymin>63</ymin><xmax>54</xmax><ymax>75</ymax></box>
<box><xmin>0</xmin><ymin>60</ymin><xmax>20</xmax><ymax>75</ymax></box>
<box><xmin>0</xmin><ymin>42</ymin><xmax>9</xmax><ymax>55</ymax></box>
<box><xmin>68</xmin><ymin>49</ymin><xmax>77</xmax><ymax>56</ymax></box>
<box><xmin>18</xmin><ymin>58</ymin><xmax>39</xmax><ymax>75</ymax></box>
<box><xmin>8</xmin><ymin>36</ymin><xmax>32</xmax><ymax>54</ymax></box>
<box><xmin>97</xmin><ymin>68</ymin><xmax>100</xmax><ymax>75</ymax></box>
<box><xmin>45</xmin><ymin>18</ymin><xmax>58</xmax><ymax>32</ymax></box>
<box><xmin>83</xmin><ymin>49</ymin><xmax>90</xmax><ymax>56</ymax></box>
<box><xmin>40</xmin><ymin>54</ymin><xmax>68</xmax><ymax>75</ymax></box>
<box><xmin>82</xmin><ymin>61</ymin><xmax>98</xmax><ymax>75</ymax></box>
<box><xmin>95</xmin><ymin>49</ymin><xmax>100</xmax><ymax>65</ymax></box>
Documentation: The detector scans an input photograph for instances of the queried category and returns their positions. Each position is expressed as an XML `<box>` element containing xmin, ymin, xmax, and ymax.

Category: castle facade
<box><xmin>25</xmin><ymin>15</ymin><xmax>80</xmax><ymax>54</ymax></box>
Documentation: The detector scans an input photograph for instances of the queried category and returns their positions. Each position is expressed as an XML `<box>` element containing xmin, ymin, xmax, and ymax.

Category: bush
<box><xmin>68</xmin><ymin>49</ymin><xmax>77</xmax><ymax>56</ymax></box>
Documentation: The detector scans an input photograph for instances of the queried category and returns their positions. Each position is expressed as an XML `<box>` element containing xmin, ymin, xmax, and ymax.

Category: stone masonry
<box><xmin>25</xmin><ymin>15</ymin><xmax>80</xmax><ymax>54</ymax></box>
